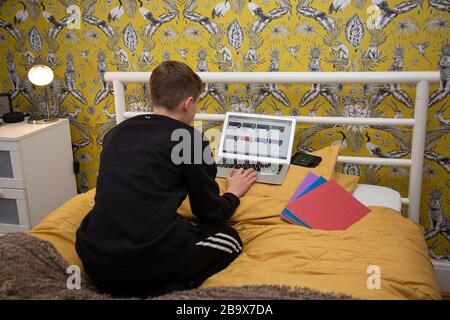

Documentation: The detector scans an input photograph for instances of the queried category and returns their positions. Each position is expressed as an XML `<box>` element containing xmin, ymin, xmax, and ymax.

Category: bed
<box><xmin>1</xmin><ymin>71</ymin><xmax>442</xmax><ymax>300</ymax></box>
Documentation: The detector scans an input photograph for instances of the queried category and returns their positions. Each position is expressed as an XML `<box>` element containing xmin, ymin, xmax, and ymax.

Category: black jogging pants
<box><xmin>86</xmin><ymin>224</ymin><xmax>242</xmax><ymax>298</ymax></box>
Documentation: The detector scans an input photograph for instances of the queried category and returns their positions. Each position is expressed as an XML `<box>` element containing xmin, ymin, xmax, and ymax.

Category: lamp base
<box><xmin>27</xmin><ymin>117</ymin><xmax>59</xmax><ymax>124</ymax></box>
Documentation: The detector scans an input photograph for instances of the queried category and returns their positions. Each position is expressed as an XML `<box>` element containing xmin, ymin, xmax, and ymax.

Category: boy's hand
<box><xmin>226</xmin><ymin>168</ymin><xmax>257</xmax><ymax>198</ymax></box>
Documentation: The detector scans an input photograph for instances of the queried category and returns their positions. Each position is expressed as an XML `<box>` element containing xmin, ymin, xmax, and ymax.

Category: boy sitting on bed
<box><xmin>75</xmin><ymin>61</ymin><xmax>257</xmax><ymax>297</ymax></box>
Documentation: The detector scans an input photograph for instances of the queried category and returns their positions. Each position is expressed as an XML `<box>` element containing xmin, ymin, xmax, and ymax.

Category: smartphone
<box><xmin>291</xmin><ymin>152</ymin><xmax>322</xmax><ymax>168</ymax></box>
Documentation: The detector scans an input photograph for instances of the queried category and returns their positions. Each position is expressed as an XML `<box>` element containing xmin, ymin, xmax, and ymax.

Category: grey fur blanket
<box><xmin>0</xmin><ymin>233</ymin><xmax>356</xmax><ymax>300</ymax></box>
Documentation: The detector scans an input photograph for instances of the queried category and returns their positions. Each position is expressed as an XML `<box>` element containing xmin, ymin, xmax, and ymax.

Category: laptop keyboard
<box><xmin>217</xmin><ymin>159</ymin><xmax>283</xmax><ymax>174</ymax></box>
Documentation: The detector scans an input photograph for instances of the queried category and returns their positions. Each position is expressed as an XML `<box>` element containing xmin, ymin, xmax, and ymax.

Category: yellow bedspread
<box><xmin>201</xmin><ymin>208</ymin><xmax>440</xmax><ymax>299</ymax></box>
<box><xmin>29</xmin><ymin>145</ymin><xmax>441</xmax><ymax>299</ymax></box>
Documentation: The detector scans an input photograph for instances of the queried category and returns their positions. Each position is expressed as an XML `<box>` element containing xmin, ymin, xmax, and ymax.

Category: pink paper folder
<box><xmin>282</xmin><ymin>179</ymin><xmax>371</xmax><ymax>230</ymax></box>
<box><xmin>288</xmin><ymin>172</ymin><xmax>318</xmax><ymax>204</ymax></box>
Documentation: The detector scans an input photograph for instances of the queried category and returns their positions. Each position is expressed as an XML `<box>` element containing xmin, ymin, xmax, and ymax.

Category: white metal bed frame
<box><xmin>104</xmin><ymin>71</ymin><xmax>441</xmax><ymax>223</ymax></box>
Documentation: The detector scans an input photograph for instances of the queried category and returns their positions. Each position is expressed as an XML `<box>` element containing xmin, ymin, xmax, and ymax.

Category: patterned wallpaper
<box><xmin>0</xmin><ymin>0</ymin><xmax>448</xmax><ymax>259</ymax></box>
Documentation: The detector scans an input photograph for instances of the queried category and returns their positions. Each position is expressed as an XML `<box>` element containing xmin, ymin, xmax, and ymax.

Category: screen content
<box><xmin>222</xmin><ymin>115</ymin><xmax>293</xmax><ymax>160</ymax></box>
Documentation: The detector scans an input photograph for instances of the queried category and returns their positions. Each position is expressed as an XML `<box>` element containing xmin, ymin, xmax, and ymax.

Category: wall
<box><xmin>0</xmin><ymin>0</ymin><xmax>448</xmax><ymax>259</ymax></box>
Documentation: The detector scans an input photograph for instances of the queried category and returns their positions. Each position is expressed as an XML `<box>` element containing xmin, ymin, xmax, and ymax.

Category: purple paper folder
<box><xmin>288</xmin><ymin>172</ymin><xmax>318</xmax><ymax>204</ymax></box>
<box><xmin>300</xmin><ymin>176</ymin><xmax>327</xmax><ymax>197</ymax></box>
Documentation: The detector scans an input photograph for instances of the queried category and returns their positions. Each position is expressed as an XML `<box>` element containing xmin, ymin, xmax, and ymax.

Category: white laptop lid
<box><xmin>218</xmin><ymin>112</ymin><xmax>296</xmax><ymax>164</ymax></box>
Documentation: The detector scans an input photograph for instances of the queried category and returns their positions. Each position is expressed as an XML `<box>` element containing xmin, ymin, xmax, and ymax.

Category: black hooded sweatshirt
<box><xmin>75</xmin><ymin>114</ymin><xmax>239</xmax><ymax>279</ymax></box>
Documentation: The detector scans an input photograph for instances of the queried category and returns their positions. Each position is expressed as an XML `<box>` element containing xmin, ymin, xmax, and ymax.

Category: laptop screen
<box><xmin>221</xmin><ymin>114</ymin><xmax>294</xmax><ymax>160</ymax></box>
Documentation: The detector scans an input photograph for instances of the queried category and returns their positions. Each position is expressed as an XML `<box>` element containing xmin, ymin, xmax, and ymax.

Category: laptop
<box><xmin>215</xmin><ymin>112</ymin><xmax>296</xmax><ymax>185</ymax></box>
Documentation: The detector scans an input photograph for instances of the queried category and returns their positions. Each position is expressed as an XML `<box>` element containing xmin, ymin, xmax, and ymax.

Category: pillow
<box><xmin>178</xmin><ymin>145</ymin><xmax>343</xmax><ymax>222</ymax></box>
<box><xmin>334</xmin><ymin>172</ymin><xmax>359</xmax><ymax>194</ymax></box>
<box><xmin>28</xmin><ymin>189</ymin><xmax>96</xmax><ymax>271</ymax></box>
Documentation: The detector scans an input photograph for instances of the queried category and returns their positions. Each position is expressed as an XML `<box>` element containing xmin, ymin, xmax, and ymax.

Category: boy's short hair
<box><xmin>150</xmin><ymin>61</ymin><xmax>204</xmax><ymax>110</ymax></box>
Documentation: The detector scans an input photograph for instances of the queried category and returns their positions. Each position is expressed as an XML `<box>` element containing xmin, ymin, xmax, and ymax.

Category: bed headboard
<box><xmin>104</xmin><ymin>71</ymin><xmax>440</xmax><ymax>223</ymax></box>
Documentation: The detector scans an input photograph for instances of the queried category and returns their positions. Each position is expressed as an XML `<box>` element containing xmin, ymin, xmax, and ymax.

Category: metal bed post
<box><xmin>408</xmin><ymin>80</ymin><xmax>430</xmax><ymax>223</ymax></box>
<box><xmin>112</xmin><ymin>80</ymin><xmax>126</xmax><ymax>124</ymax></box>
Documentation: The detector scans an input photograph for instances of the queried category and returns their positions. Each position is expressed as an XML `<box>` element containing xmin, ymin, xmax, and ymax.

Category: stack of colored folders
<box><xmin>280</xmin><ymin>172</ymin><xmax>371</xmax><ymax>231</ymax></box>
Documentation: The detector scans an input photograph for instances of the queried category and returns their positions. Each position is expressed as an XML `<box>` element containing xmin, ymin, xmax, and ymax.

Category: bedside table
<box><xmin>0</xmin><ymin>118</ymin><xmax>77</xmax><ymax>233</ymax></box>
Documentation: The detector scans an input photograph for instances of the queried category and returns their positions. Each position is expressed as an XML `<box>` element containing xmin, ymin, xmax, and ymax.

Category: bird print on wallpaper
<box><xmin>108</xmin><ymin>0</ymin><xmax>125</xmax><ymax>22</ymax></box>
<box><xmin>176</xmin><ymin>48</ymin><xmax>189</xmax><ymax>61</ymax></box>
<box><xmin>14</xmin><ymin>1</ymin><xmax>29</xmax><ymax>24</ymax></box>
<box><xmin>247</xmin><ymin>0</ymin><xmax>261</xmax><ymax>16</ymax></box>
<box><xmin>78</xmin><ymin>50</ymin><xmax>90</xmax><ymax>61</ymax></box>
<box><xmin>284</xmin><ymin>45</ymin><xmax>301</xmax><ymax>60</ymax></box>
<box><xmin>41</xmin><ymin>2</ymin><xmax>79</xmax><ymax>39</ymax></box>
<box><xmin>331</xmin><ymin>131</ymin><xmax>348</xmax><ymax>150</ymax></box>
<box><xmin>364</xmin><ymin>133</ymin><xmax>409</xmax><ymax>158</ymax></box>
<box><xmin>410</xmin><ymin>42</ymin><xmax>431</xmax><ymax>64</ymax></box>
<box><xmin>371</xmin><ymin>0</ymin><xmax>391</xmax><ymax>13</ymax></box>
<box><xmin>139</xmin><ymin>0</ymin><xmax>177</xmax><ymax>37</ymax></box>
<box><xmin>40</xmin><ymin>2</ymin><xmax>58</xmax><ymax>23</ymax></box>
<box><xmin>329</xmin><ymin>0</ymin><xmax>352</xmax><ymax>14</ymax></box>
<box><xmin>212</xmin><ymin>0</ymin><xmax>231</xmax><ymax>18</ymax></box>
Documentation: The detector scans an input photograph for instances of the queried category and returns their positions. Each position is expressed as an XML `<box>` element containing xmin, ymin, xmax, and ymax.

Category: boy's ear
<box><xmin>181</xmin><ymin>96</ymin><xmax>194</xmax><ymax>112</ymax></box>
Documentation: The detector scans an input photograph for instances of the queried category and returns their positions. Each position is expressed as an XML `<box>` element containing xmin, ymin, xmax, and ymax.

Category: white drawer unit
<box><xmin>0</xmin><ymin>119</ymin><xmax>77</xmax><ymax>233</ymax></box>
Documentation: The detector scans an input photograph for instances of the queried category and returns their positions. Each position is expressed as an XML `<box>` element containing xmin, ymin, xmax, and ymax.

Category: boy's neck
<box><xmin>152</xmin><ymin>107</ymin><xmax>188</xmax><ymax>124</ymax></box>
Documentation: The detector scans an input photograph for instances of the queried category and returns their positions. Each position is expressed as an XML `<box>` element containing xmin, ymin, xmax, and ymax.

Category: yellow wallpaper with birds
<box><xmin>0</xmin><ymin>0</ymin><xmax>448</xmax><ymax>258</ymax></box>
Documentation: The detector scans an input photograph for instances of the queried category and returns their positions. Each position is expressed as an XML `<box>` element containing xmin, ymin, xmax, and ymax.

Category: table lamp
<box><xmin>27</xmin><ymin>64</ymin><xmax>57</xmax><ymax>123</ymax></box>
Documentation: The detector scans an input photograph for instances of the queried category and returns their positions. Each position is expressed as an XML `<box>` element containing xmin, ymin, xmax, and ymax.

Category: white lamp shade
<box><xmin>28</xmin><ymin>65</ymin><xmax>54</xmax><ymax>86</ymax></box>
